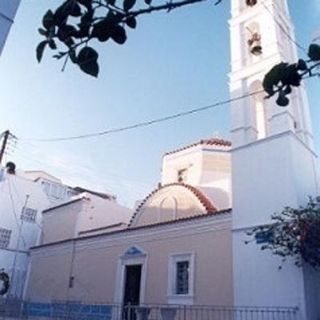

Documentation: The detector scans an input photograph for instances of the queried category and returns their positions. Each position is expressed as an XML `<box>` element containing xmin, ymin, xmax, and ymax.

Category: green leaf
<box><xmin>54</xmin><ymin>0</ymin><xmax>81</xmax><ymax>25</ymax></box>
<box><xmin>77</xmin><ymin>46</ymin><xmax>99</xmax><ymax>77</ymax></box>
<box><xmin>92</xmin><ymin>20</ymin><xmax>111</xmax><ymax>42</ymax></box>
<box><xmin>57</xmin><ymin>24</ymin><xmax>77</xmax><ymax>41</ymax></box>
<box><xmin>38</xmin><ymin>28</ymin><xmax>48</xmax><ymax>36</ymax></box>
<box><xmin>42</xmin><ymin>10</ymin><xmax>55</xmax><ymax>29</ymax></box>
<box><xmin>126</xmin><ymin>16</ymin><xmax>137</xmax><ymax>29</ymax></box>
<box><xmin>49</xmin><ymin>39</ymin><xmax>57</xmax><ymax>50</ymax></box>
<box><xmin>123</xmin><ymin>0</ymin><xmax>136</xmax><ymax>11</ymax></box>
<box><xmin>36</xmin><ymin>41</ymin><xmax>48</xmax><ymax>63</ymax></box>
<box><xmin>110</xmin><ymin>25</ymin><xmax>127</xmax><ymax>44</ymax></box>
<box><xmin>308</xmin><ymin>44</ymin><xmax>320</xmax><ymax>61</ymax></box>
<box><xmin>297</xmin><ymin>59</ymin><xmax>307</xmax><ymax>71</ymax></box>
<box><xmin>69</xmin><ymin>1</ymin><xmax>82</xmax><ymax>17</ymax></box>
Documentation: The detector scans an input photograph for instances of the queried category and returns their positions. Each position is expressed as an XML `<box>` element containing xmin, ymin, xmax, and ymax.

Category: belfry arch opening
<box><xmin>245</xmin><ymin>22</ymin><xmax>262</xmax><ymax>57</ymax></box>
<box><xmin>250</xmin><ymin>81</ymin><xmax>268</xmax><ymax>140</ymax></box>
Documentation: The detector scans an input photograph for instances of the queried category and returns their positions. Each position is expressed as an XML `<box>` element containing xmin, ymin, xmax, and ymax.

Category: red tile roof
<box><xmin>164</xmin><ymin>138</ymin><xmax>231</xmax><ymax>156</ymax></box>
<box><xmin>129</xmin><ymin>182</ymin><xmax>218</xmax><ymax>226</ymax></box>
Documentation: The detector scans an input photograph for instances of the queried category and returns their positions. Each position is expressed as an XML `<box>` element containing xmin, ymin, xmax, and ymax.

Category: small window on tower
<box><xmin>177</xmin><ymin>168</ymin><xmax>188</xmax><ymax>183</ymax></box>
<box><xmin>246</xmin><ymin>0</ymin><xmax>257</xmax><ymax>7</ymax></box>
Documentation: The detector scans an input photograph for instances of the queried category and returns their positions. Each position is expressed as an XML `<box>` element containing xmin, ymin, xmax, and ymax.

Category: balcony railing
<box><xmin>0</xmin><ymin>298</ymin><xmax>299</xmax><ymax>320</ymax></box>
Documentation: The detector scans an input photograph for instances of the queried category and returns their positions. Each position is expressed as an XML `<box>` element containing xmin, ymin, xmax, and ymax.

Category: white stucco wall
<box><xmin>41</xmin><ymin>193</ymin><xmax>132</xmax><ymax>245</ymax></box>
<box><xmin>161</xmin><ymin>145</ymin><xmax>232</xmax><ymax>209</ymax></box>
<box><xmin>232</xmin><ymin>132</ymin><xmax>319</xmax><ymax>319</ymax></box>
<box><xmin>0</xmin><ymin>169</ymin><xmax>50</xmax><ymax>298</ymax></box>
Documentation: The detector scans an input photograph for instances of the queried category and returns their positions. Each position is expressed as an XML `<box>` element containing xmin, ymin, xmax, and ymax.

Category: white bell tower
<box><xmin>230</xmin><ymin>1</ymin><xmax>320</xmax><ymax>319</ymax></box>
<box><xmin>230</xmin><ymin>0</ymin><xmax>314</xmax><ymax>148</ymax></box>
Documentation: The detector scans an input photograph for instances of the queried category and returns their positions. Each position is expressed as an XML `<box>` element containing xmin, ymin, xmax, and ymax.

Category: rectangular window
<box><xmin>0</xmin><ymin>228</ymin><xmax>12</xmax><ymax>248</ymax></box>
<box><xmin>21</xmin><ymin>207</ymin><xmax>37</xmax><ymax>223</ymax></box>
<box><xmin>168</xmin><ymin>253</ymin><xmax>194</xmax><ymax>304</ymax></box>
<box><xmin>177</xmin><ymin>168</ymin><xmax>188</xmax><ymax>183</ymax></box>
<box><xmin>175</xmin><ymin>261</ymin><xmax>189</xmax><ymax>294</ymax></box>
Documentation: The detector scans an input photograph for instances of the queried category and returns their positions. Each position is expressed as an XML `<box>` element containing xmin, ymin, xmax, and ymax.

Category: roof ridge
<box><xmin>164</xmin><ymin>138</ymin><xmax>231</xmax><ymax>156</ymax></box>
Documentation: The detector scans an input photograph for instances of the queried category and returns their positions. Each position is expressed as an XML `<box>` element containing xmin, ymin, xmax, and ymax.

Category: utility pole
<box><xmin>0</xmin><ymin>130</ymin><xmax>10</xmax><ymax>165</ymax></box>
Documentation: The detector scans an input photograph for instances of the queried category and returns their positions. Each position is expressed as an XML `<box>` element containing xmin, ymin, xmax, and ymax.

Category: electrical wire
<box><xmin>261</xmin><ymin>0</ymin><xmax>307</xmax><ymax>54</ymax></box>
<box><xmin>22</xmin><ymin>90</ymin><xmax>263</xmax><ymax>142</ymax></box>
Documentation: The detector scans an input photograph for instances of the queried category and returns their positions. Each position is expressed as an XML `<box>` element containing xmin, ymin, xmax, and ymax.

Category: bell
<box><xmin>246</xmin><ymin>0</ymin><xmax>257</xmax><ymax>6</ymax></box>
<box><xmin>250</xmin><ymin>42</ymin><xmax>262</xmax><ymax>55</ymax></box>
<box><xmin>248</xmin><ymin>32</ymin><xmax>262</xmax><ymax>56</ymax></box>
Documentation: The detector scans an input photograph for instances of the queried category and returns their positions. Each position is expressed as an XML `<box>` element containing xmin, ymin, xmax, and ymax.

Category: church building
<box><xmin>23</xmin><ymin>1</ymin><xmax>320</xmax><ymax>320</ymax></box>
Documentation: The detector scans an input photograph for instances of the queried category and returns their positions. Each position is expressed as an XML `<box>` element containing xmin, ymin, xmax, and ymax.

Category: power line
<box><xmin>261</xmin><ymin>0</ymin><xmax>307</xmax><ymax>54</ymax></box>
<box><xmin>23</xmin><ymin>90</ymin><xmax>263</xmax><ymax>143</ymax></box>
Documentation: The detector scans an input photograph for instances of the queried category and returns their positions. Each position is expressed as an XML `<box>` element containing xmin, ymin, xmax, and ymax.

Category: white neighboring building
<box><xmin>0</xmin><ymin>164</ymin><xmax>132</xmax><ymax>299</ymax></box>
<box><xmin>23</xmin><ymin>171</ymin><xmax>77</xmax><ymax>205</ymax></box>
<box><xmin>0</xmin><ymin>0</ymin><xmax>20</xmax><ymax>56</ymax></box>
<box><xmin>40</xmin><ymin>191</ymin><xmax>132</xmax><ymax>245</ymax></box>
<box><xmin>0</xmin><ymin>166</ymin><xmax>52</xmax><ymax>298</ymax></box>
<box><xmin>0</xmin><ymin>166</ymin><xmax>76</xmax><ymax>298</ymax></box>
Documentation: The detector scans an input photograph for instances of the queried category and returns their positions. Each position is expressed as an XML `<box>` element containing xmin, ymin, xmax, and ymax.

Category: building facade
<box><xmin>0</xmin><ymin>0</ymin><xmax>20</xmax><ymax>56</ymax></box>
<box><xmin>0</xmin><ymin>166</ymin><xmax>78</xmax><ymax>298</ymax></box>
<box><xmin>25</xmin><ymin>139</ymin><xmax>233</xmax><ymax>308</ymax></box>
<box><xmin>21</xmin><ymin>1</ymin><xmax>320</xmax><ymax>319</ymax></box>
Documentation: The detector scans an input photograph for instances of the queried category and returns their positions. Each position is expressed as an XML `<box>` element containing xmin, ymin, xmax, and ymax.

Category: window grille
<box><xmin>175</xmin><ymin>261</ymin><xmax>189</xmax><ymax>294</ymax></box>
<box><xmin>0</xmin><ymin>228</ymin><xmax>12</xmax><ymax>248</ymax></box>
<box><xmin>21</xmin><ymin>207</ymin><xmax>37</xmax><ymax>223</ymax></box>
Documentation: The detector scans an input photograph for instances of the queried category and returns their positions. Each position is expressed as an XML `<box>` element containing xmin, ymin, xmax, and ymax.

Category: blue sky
<box><xmin>0</xmin><ymin>0</ymin><xmax>319</xmax><ymax>207</ymax></box>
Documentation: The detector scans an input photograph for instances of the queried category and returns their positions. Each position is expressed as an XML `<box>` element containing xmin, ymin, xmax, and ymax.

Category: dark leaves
<box><xmin>76</xmin><ymin>0</ymin><xmax>92</xmax><ymax>9</ymax></box>
<box><xmin>106</xmin><ymin>0</ymin><xmax>116</xmax><ymax>5</ymax></box>
<box><xmin>308</xmin><ymin>44</ymin><xmax>320</xmax><ymax>61</ymax></box>
<box><xmin>276</xmin><ymin>92</ymin><xmax>289</xmax><ymax>107</ymax></box>
<box><xmin>92</xmin><ymin>19</ymin><xmax>112</xmax><ymax>41</ymax></box>
<box><xmin>36</xmin><ymin>41</ymin><xmax>48</xmax><ymax>62</ymax></box>
<box><xmin>77</xmin><ymin>46</ymin><xmax>99</xmax><ymax>77</ymax></box>
<box><xmin>262</xmin><ymin>60</ymin><xmax>308</xmax><ymax>106</ymax></box>
<box><xmin>57</xmin><ymin>24</ymin><xmax>77</xmax><ymax>41</ymax></box>
<box><xmin>246</xmin><ymin>197</ymin><xmax>320</xmax><ymax>270</ymax></box>
<box><xmin>263</xmin><ymin>62</ymin><xmax>288</xmax><ymax>97</ymax></box>
<box><xmin>126</xmin><ymin>16</ymin><xmax>137</xmax><ymax>29</ymax></box>
<box><xmin>110</xmin><ymin>25</ymin><xmax>127</xmax><ymax>44</ymax></box>
<box><xmin>123</xmin><ymin>0</ymin><xmax>136</xmax><ymax>11</ymax></box>
<box><xmin>42</xmin><ymin>10</ymin><xmax>55</xmax><ymax>29</ymax></box>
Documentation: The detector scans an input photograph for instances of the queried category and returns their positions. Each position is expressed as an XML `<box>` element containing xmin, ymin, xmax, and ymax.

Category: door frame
<box><xmin>114</xmin><ymin>247</ymin><xmax>148</xmax><ymax>306</ymax></box>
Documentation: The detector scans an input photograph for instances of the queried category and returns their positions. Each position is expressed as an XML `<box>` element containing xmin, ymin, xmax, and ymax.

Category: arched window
<box><xmin>159</xmin><ymin>197</ymin><xmax>178</xmax><ymax>222</ymax></box>
<box><xmin>250</xmin><ymin>81</ymin><xmax>268</xmax><ymax>140</ymax></box>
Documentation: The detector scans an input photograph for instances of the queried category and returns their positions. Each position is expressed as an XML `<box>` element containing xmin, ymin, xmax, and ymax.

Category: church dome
<box><xmin>129</xmin><ymin>183</ymin><xmax>218</xmax><ymax>228</ymax></box>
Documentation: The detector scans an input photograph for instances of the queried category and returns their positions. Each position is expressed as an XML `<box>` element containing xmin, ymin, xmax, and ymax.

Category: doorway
<box><xmin>123</xmin><ymin>264</ymin><xmax>142</xmax><ymax>306</ymax></box>
<box><xmin>123</xmin><ymin>264</ymin><xmax>142</xmax><ymax>320</ymax></box>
